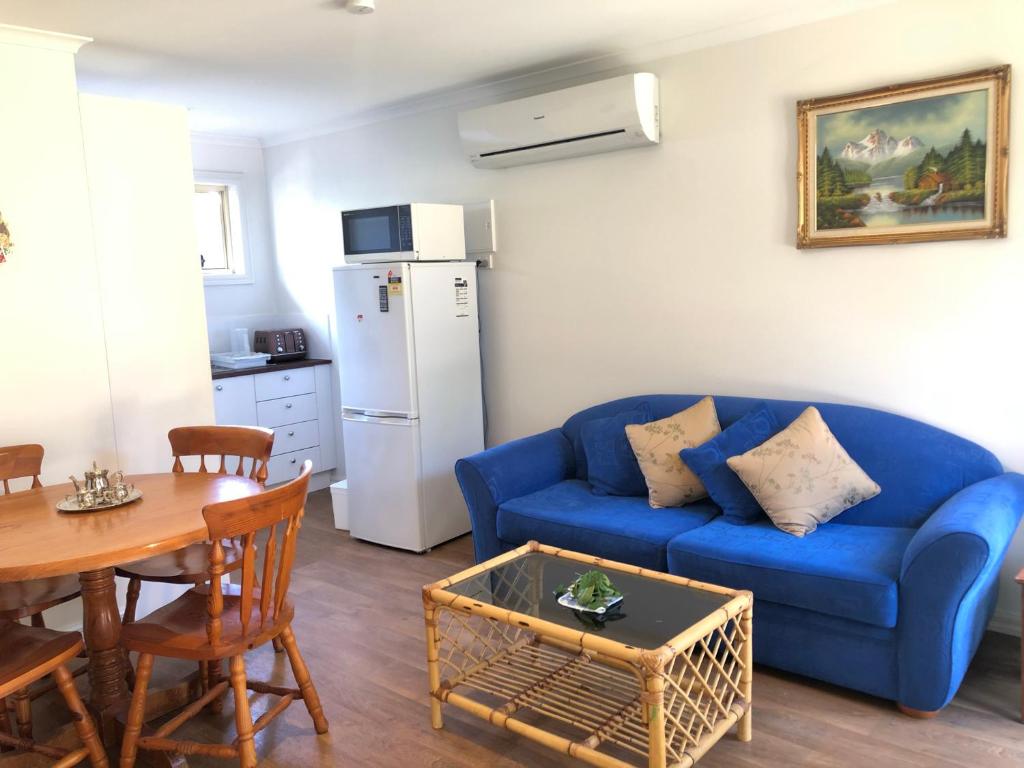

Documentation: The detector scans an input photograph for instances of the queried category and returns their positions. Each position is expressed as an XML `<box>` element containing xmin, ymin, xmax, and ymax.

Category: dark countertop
<box><xmin>211</xmin><ymin>358</ymin><xmax>332</xmax><ymax>381</ymax></box>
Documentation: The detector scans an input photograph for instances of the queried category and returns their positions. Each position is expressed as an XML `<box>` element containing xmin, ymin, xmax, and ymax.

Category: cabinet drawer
<box><xmin>212</xmin><ymin>376</ymin><xmax>257</xmax><ymax>426</ymax></box>
<box><xmin>257</xmin><ymin>393</ymin><xmax>317</xmax><ymax>428</ymax></box>
<box><xmin>271</xmin><ymin>420</ymin><xmax>320</xmax><ymax>456</ymax></box>
<box><xmin>254</xmin><ymin>368</ymin><xmax>315</xmax><ymax>402</ymax></box>
<box><xmin>266</xmin><ymin>446</ymin><xmax>320</xmax><ymax>486</ymax></box>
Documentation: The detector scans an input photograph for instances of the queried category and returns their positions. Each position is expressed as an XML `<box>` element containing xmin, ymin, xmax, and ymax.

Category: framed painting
<box><xmin>0</xmin><ymin>210</ymin><xmax>11</xmax><ymax>263</ymax></box>
<box><xmin>797</xmin><ymin>66</ymin><xmax>1010</xmax><ymax>248</ymax></box>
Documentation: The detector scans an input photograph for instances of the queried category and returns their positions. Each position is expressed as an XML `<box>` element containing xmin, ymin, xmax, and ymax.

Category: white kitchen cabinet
<box><xmin>257</xmin><ymin>393</ymin><xmax>318</xmax><ymax>429</ymax></box>
<box><xmin>272</xmin><ymin>420</ymin><xmax>320</xmax><ymax>456</ymax></box>
<box><xmin>212</xmin><ymin>376</ymin><xmax>258</xmax><ymax>426</ymax></box>
<box><xmin>254</xmin><ymin>367</ymin><xmax>315</xmax><ymax>401</ymax></box>
<box><xmin>210</xmin><ymin>360</ymin><xmax>337</xmax><ymax>486</ymax></box>
<box><xmin>266</xmin><ymin>446</ymin><xmax>321</xmax><ymax>486</ymax></box>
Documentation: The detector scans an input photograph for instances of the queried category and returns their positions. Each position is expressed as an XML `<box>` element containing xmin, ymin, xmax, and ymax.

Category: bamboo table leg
<box><xmin>423</xmin><ymin>596</ymin><xmax>443</xmax><ymax>730</ymax></box>
<box><xmin>738</xmin><ymin>602</ymin><xmax>753</xmax><ymax>742</ymax></box>
<box><xmin>646</xmin><ymin>672</ymin><xmax>666</xmax><ymax>768</ymax></box>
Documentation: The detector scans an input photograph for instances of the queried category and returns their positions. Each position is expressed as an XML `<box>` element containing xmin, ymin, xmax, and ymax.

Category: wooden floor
<box><xmin>9</xmin><ymin>489</ymin><xmax>1024</xmax><ymax>767</ymax></box>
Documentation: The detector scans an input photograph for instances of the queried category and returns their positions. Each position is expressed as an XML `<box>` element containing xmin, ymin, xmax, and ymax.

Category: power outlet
<box><xmin>464</xmin><ymin>200</ymin><xmax>496</xmax><ymax>269</ymax></box>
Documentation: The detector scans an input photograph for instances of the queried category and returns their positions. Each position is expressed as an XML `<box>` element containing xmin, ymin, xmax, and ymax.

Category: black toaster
<box><xmin>253</xmin><ymin>328</ymin><xmax>308</xmax><ymax>362</ymax></box>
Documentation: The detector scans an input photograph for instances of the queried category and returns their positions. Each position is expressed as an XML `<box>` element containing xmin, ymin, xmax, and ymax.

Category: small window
<box><xmin>193</xmin><ymin>175</ymin><xmax>248</xmax><ymax>284</ymax></box>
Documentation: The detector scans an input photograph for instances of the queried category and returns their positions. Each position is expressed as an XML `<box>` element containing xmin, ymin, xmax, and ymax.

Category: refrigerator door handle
<box><xmin>343</xmin><ymin>411</ymin><xmax>417</xmax><ymax>426</ymax></box>
<box><xmin>342</xmin><ymin>406</ymin><xmax>416</xmax><ymax>419</ymax></box>
<box><xmin>364</xmin><ymin>408</ymin><xmax>416</xmax><ymax>419</ymax></box>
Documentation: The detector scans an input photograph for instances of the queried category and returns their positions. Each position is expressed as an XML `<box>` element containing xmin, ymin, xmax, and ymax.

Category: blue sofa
<box><xmin>455</xmin><ymin>394</ymin><xmax>1024</xmax><ymax>714</ymax></box>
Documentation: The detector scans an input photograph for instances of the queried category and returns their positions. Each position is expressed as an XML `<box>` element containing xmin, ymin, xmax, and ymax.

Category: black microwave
<box><xmin>340</xmin><ymin>203</ymin><xmax>466</xmax><ymax>263</ymax></box>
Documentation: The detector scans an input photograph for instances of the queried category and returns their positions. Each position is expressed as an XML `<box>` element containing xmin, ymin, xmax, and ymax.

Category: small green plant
<box><xmin>554</xmin><ymin>570</ymin><xmax>622</xmax><ymax>610</ymax></box>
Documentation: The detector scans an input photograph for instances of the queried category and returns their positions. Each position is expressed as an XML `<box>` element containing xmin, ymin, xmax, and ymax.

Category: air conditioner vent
<box><xmin>478</xmin><ymin>128</ymin><xmax>628</xmax><ymax>159</ymax></box>
<box><xmin>458</xmin><ymin>73</ymin><xmax>659</xmax><ymax>169</ymax></box>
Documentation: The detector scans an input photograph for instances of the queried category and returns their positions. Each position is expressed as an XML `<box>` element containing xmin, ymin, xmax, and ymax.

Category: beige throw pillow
<box><xmin>726</xmin><ymin>406</ymin><xmax>880</xmax><ymax>537</ymax></box>
<box><xmin>625</xmin><ymin>396</ymin><xmax>721</xmax><ymax>508</ymax></box>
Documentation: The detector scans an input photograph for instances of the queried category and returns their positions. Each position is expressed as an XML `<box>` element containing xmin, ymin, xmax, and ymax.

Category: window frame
<box><xmin>194</xmin><ymin>170</ymin><xmax>253</xmax><ymax>286</ymax></box>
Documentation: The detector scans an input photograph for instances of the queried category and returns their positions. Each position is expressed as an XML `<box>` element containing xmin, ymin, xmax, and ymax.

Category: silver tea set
<box><xmin>67</xmin><ymin>462</ymin><xmax>135</xmax><ymax>508</ymax></box>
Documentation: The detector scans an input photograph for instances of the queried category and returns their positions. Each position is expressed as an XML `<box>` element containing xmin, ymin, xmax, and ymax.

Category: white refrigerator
<box><xmin>333</xmin><ymin>261</ymin><xmax>484</xmax><ymax>552</ymax></box>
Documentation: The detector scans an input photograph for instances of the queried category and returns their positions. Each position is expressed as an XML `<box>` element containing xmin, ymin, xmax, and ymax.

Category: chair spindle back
<box><xmin>0</xmin><ymin>444</ymin><xmax>44</xmax><ymax>495</ymax></box>
<box><xmin>168</xmin><ymin>426</ymin><xmax>274</xmax><ymax>486</ymax></box>
<box><xmin>202</xmin><ymin>461</ymin><xmax>312</xmax><ymax>649</ymax></box>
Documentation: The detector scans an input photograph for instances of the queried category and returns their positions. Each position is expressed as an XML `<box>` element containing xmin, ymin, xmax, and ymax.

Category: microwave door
<box><xmin>342</xmin><ymin>206</ymin><xmax>399</xmax><ymax>258</ymax></box>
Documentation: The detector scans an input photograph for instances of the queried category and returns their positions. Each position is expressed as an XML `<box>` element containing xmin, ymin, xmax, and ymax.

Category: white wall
<box><xmin>262</xmin><ymin>0</ymin><xmax>1024</xmax><ymax>634</ymax></box>
<box><xmin>190</xmin><ymin>134</ymin><xmax>345</xmax><ymax>480</ymax></box>
<box><xmin>0</xmin><ymin>28</ymin><xmax>118</xmax><ymax>484</ymax></box>
<box><xmin>80</xmin><ymin>94</ymin><xmax>216</xmax><ymax>619</ymax></box>
<box><xmin>0</xmin><ymin>28</ymin><xmax>217</xmax><ymax>625</ymax></box>
<box><xmin>80</xmin><ymin>95</ymin><xmax>215</xmax><ymax>475</ymax></box>
<box><xmin>191</xmin><ymin>135</ymin><xmax>281</xmax><ymax>351</ymax></box>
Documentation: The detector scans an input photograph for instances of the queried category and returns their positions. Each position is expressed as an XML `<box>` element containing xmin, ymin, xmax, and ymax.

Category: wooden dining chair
<box><xmin>116</xmin><ymin>426</ymin><xmax>278</xmax><ymax>694</ymax></box>
<box><xmin>116</xmin><ymin>426</ymin><xmax>276</xmax><ymax>626</ymax></box>
<box><xmin>0</xmin><ymin>622</ymin><xmax>109</xmax><ymax>767</ymax></box>
<box><xmin>0</xmin><ymin>445</ymin><xmax>83</xmax><ymax>742</ymax></box>
<box><xmin>118</xmin><ymin>461</ymin><xmax>327</xmax><ymax>768</ymax></box>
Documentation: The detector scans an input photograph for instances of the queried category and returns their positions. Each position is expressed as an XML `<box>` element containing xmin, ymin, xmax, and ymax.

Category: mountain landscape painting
<box><xmin>817</xmin><ymin>89</ymin><xmax>987</xmax><ymax>231</ymax></box>
<box><xmin>797</xmin><ymin>67</ymin><xmax>1009</xmax><ymax>248</ymax></box>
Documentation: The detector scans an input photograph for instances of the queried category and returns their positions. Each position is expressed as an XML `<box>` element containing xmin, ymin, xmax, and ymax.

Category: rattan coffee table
<box><xmin>422</xmin><ymin>541</ymin><xmax>753</xmax><ymax>768</ymax></box>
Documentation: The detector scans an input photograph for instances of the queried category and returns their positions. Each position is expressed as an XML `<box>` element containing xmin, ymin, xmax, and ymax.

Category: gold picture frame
<box><xmin>797</xmin><ymin>66</ymin><xmax>1010</xmax><ymax>248</ymax></box>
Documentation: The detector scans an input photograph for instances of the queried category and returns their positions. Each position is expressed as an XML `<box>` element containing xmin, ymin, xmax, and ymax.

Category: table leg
<box><xmin>80</xmin><ymin>567</ymin><xmax>193</xmax><ymax>768</ymax></box>
<box><xmin>79</xmin><ymin>568</ymin><xmax>129</xmax><ymax>734</ymax></box>
<box><xmin>423</xmin><ymin>599</ymin><xmax>443</xmax><ymax>730</ymax></box>
<box><xmin>738</xmin><ymin>601</ymin><xmax>753</xmax><ymax>742</ymax></box>
<box><xmin>646</xmin><ymin>672</ymin><xmax>666</xmax><ymax>768</ymax></box>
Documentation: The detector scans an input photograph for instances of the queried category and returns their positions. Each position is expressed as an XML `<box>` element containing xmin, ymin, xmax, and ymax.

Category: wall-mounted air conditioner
<box><xmin>457</xmin><ymin>73</ymin><xmax>659</xmax><ymax>169</ymax></box>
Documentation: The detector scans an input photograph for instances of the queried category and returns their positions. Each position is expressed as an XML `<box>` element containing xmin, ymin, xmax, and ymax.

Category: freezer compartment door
<box><xmin>334</xmin><ymin>263</ymin><xmax>418</xmax><ymax>416</ymax></box>
<box><xmin>342</xmin><ymin>414</ymin><xmax>426</xmax><ymax>552</ymax></box>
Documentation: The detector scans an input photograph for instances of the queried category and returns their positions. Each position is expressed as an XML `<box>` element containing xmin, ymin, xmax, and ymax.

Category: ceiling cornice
<box><xmin>0</xmin><ymin>23</ymin><xmax>91</xmax><ymax>54</ymax></box>
<box><xmin>252</xmin><ymin>0</ymin><xmax>898</xmax><ymax>148</ymax></box>
<box><xmin>190</xmin><ymin>131</ymin><xmax>263</xmax><ymax>149</ymax></box>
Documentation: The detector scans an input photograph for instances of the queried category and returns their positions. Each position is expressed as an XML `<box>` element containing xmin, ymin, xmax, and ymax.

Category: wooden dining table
<box><xmin>0</xmin><ymin>472</ymin><xmax>261</xmax><ymax>750</ymax></box>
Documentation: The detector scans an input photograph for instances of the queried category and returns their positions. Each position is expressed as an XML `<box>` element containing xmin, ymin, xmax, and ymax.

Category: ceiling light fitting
<box><xmin>346</xmin><ymin>0</ymin><xmax>375</xmax><ymax>14</ymax></box>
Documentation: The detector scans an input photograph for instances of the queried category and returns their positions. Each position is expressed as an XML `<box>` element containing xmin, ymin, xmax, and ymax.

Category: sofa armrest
<box><xmin>455</xmin><ymin>429</ymin><xmax>575</xmax><ymax>563</ymax></box>
<box><xmin>897</xmin><ymin>472</ymin><xmax>1024</xmax><ymax>711</ymax></box>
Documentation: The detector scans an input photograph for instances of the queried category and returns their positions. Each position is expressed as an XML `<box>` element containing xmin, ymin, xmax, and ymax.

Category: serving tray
<box><xmin>57</xmin><ymin>488</ymin><xmax>143</xmax><ymax>513</ymax></box>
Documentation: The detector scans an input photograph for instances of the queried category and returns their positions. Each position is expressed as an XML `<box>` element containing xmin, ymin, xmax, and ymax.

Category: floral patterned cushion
<box><xmin>726</xmin><ymin>406</ymin><xmax>881</xmax><ymax>536</ymax></box>
<box><xmin>625</xmin><ymin>396</ymin><xmax>721</xmax><ymax>508</ymax></box>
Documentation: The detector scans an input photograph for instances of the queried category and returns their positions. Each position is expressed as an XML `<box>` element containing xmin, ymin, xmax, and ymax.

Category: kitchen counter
<box><xmin>211</xmin><ymin>357</ymin><xmax>332</xmax><ymax>381</ymax></box>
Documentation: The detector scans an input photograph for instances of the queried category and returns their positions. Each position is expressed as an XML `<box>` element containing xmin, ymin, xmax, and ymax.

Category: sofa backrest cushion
<box><xmin>562</xmin><ymin>395</ymin><xmax>1002</xmax><ymax>528</ymax></box>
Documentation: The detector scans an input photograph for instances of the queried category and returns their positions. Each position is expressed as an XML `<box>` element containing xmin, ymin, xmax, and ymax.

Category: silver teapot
<box><xmin>68</xmin><ymin>463</ymin><xmax>132</xmax><ymax>509</ymax></box>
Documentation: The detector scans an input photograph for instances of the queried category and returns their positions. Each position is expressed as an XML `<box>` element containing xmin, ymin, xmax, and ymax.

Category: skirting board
<box><xmin>987</xmin><ymin>609</ymin><xmax>1021</xmax><ymax>638</ymax></box>
<box><xmin>307</xmin><ymin>469</ymin><xmax>333</xmax><ymax>494</ymax></box>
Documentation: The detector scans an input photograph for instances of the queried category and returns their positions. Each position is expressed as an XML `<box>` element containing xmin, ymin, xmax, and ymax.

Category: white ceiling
<box><xmin>0</xmin><ymin>0</ymin><xmax>892</xmax><ymax>144</ymax></box>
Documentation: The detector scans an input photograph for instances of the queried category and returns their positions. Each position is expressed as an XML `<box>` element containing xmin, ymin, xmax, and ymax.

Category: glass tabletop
<box><xmin>445</xmin><ymin>552</ymin><xmax>732</xmax><ymax>650</ymax></box>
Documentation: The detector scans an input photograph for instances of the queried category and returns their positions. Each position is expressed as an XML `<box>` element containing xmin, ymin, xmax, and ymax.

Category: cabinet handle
<box><xmin>285</xmin><ymin>403</ymin><xmax>293</xmax><ymax>409</ymax></box>
<box><xmin>290</xmin><ymin>458</ymin><xmax>297</xmax><ymax>464</ymax></box>
<box><xmin>288</xmin><ymin>431</ymin><xmax>295</xmax><ymax>437</ymax></box>
<box><xmin>215</xmin><ymin>384</ymin><xmax>223</xmax><ymax>391</ymax></box>
<box><xmin>284</xmin><ymin>375</ymin><xmax>291</xmax><ymax>381</ymax></box>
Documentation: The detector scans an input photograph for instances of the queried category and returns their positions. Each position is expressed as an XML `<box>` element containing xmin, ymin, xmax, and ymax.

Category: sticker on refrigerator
<box><xmin>454</xmin><ymin>277</ymin><xmax>469</xmax><ymax>316</ymax></box>
<box><xmin>387</xmin><ymin>275</ymin><xmax>403</xmax><ymax>296</ymax></box>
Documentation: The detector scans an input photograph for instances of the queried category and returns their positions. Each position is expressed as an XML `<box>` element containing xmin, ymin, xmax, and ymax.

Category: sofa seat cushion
<box><xmin>497</xmin><ymin>479</ymin><xmax>720</xmax><ymax>570</ymax></box>
<box><xmin>666</xmin><ymin>518</ymin><xmax>915</xmax><ymax>627</ymax></box>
